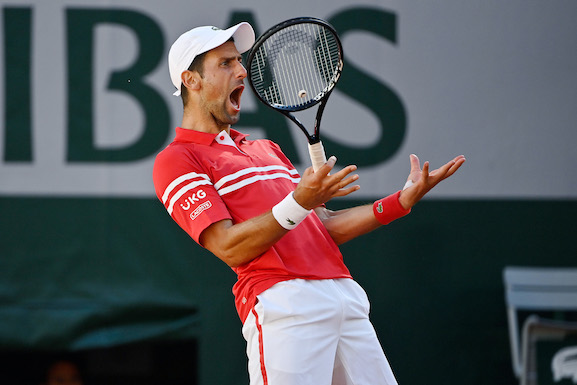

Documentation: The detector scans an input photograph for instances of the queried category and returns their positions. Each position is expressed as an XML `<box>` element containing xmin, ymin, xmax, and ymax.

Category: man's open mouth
<box><xmin>229</xmin><ymin>85</ymin><xmax>244</xmax><ymax>111</ymax></box>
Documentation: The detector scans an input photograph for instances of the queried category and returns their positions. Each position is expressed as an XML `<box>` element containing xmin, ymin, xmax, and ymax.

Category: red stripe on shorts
<box><xmin>252</xmin><ymin>307</ymin><xmax>268</xmax><ymax>385</ymax></box>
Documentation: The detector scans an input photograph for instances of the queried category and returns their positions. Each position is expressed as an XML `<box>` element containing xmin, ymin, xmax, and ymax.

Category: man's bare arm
<box><xmin>200</xmin><ymin>157</ymin><xmax>360</xmax><ymax>267</ymax></box>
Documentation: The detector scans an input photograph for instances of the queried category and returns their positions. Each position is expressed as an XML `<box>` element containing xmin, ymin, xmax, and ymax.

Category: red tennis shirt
<box><xmin>153</xmin><ymin>127</ymin><xmax>352</xmax><ymax>322</ymax></box>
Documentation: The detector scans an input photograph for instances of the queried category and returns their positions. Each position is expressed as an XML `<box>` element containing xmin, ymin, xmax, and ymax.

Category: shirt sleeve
<box><xmin>153</xmin><ymin>147</ymin><xmax>232</xmax><ymax>244</ymax></box>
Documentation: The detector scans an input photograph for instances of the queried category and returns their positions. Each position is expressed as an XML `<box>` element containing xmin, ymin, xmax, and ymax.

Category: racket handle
<box><xmin>308</xmin><ymin>141</ymin><xmax>327</xmax><ymax>172</ymax></box>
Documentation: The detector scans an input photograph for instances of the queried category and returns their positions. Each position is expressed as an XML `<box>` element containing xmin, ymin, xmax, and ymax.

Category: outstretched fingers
<box><xmin>313</xmin><ymin>156</ymin><xmax>359</xmax><ymax>188</ymax></box>
<box><xmin>325</xmin><ymin>162</ymin><xmax>359</xmax><ymax>195</ymax></box>
<box><xmin>331</xmin><ymin>164</ymin><xmax>358</xmax><ymax>182</ymax></box>
<box><xmin>446</xmin><ymin>155</ymin><xmax>466</xmax><ymax>177</ymax></box>
<box><xmin>294</xmin><ymin>156</ymin><xmax>360</xmax><ymax>208</ymax></box>
<box><xmin>400</xmin><ymin>154</ymin><xmax>466</xmax><ymax>209</ymax></box>
<box><xmin>424</xmin><ymin>155</ymin><xmax>466</xmax><ymax>188</ymax></box>
<box><xmin>429</xmin><ymin>155</ymin><xmax>466</xmax><ymax>180</ymax></box>
<box><xmin>332</xmin><ymin>173</ymin><xmax>360</xmax><ymax>197</ymax></box>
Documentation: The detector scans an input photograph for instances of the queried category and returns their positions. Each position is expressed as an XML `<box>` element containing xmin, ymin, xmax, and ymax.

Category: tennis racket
<box><xmin>247</xmin><ymin>17</ymin><xmax>344</xmax><ymax>172</ymax></box>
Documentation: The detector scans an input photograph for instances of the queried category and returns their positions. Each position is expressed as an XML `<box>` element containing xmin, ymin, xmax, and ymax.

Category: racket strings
<box><xmin>249</xmin><ymin>23</ymin><xmax>341</xmax><ymax>110</ymax></box>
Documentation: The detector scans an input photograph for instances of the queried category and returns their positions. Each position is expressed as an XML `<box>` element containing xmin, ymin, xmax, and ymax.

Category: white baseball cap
<box><xmin>168</xmin><ymin>22</ymin><xmax>255</xmax><ymax>96</ymax></box>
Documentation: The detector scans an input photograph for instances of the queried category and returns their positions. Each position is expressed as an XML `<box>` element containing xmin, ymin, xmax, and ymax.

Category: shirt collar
<box><xmin>174</xmin><ymin>127</ymin><xmax>249</xmax><ymax>146</ymax></box>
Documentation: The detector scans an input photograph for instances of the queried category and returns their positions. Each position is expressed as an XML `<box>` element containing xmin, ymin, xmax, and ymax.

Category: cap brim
<box><xmin>230</xmin><ymin>22</ymin><xmax>255</xmax><ymax>54</ymax></box>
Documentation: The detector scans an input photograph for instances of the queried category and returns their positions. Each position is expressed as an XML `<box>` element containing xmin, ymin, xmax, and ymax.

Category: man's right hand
<box><xmin>293</xmin><ymin>156</ymin><xmax>360</xmax><ymax>210</ymax></box>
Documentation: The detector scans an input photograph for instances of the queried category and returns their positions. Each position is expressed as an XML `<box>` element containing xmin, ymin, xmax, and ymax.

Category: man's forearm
<box><xmin>314</xmin><ymin>205</ymin><xmax>382</xmax><ymax>245</ymax></box>
<box><xmin>200</xmin><ymin>212</ymin><xmax>288</xmax><ymax>268</ymax></box>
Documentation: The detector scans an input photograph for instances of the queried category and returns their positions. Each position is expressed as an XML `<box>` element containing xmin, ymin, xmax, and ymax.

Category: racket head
<box><xmin>247</xmin><ymin>17</ymin><xmax>343</xmax><ymax>113</ymax></box>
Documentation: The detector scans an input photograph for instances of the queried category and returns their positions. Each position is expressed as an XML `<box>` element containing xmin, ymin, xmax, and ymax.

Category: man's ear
<box><xmin>181</xmin><ymin>70</ymin><xmax>201</xmax><ymax>91</ymax></box>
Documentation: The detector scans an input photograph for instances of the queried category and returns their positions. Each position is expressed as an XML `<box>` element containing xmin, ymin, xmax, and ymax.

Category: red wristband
<box><xmin>373</xmin><ymin>190</ymin><xmax>411</xmax><ymax>225</ymax></box>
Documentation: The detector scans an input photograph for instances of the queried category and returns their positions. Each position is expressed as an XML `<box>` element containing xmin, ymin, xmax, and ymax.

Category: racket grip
<box><xmin>308</xmin><ymin>141</ymin><xmax>327</xmax><ymax>172</ymax></box>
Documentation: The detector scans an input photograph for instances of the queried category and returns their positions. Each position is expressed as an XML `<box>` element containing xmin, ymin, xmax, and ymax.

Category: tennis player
<box><xmin>153</xmin><ymin>22</ymin><xmax>465</xmax><ymax>385</ymax></box>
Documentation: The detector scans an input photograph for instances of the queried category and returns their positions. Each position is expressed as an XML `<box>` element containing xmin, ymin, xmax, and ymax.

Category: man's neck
<box><xmin>180</xmin><ymin>111</ymin><xmax>230</xmax><ymax>135</ymax></box>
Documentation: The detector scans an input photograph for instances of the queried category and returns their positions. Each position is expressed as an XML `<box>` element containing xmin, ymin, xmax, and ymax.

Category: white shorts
<box><xmin>242</xmin><ymin>278</ymin><xmax>398</xmax><ymax>385</ymax></box>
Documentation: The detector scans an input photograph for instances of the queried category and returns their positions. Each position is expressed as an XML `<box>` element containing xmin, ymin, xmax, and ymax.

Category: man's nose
<box><xmin>236</xmin><ymin>61</ymin><xmax>247</xmax><ymax>79</ymax></box>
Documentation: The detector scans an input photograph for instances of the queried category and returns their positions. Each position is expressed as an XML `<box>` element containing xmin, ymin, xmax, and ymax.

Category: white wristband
<box><xmin>272</xmin><ymin>192</ymin><xmax>312</xmax><ymax>230</ymax></box>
